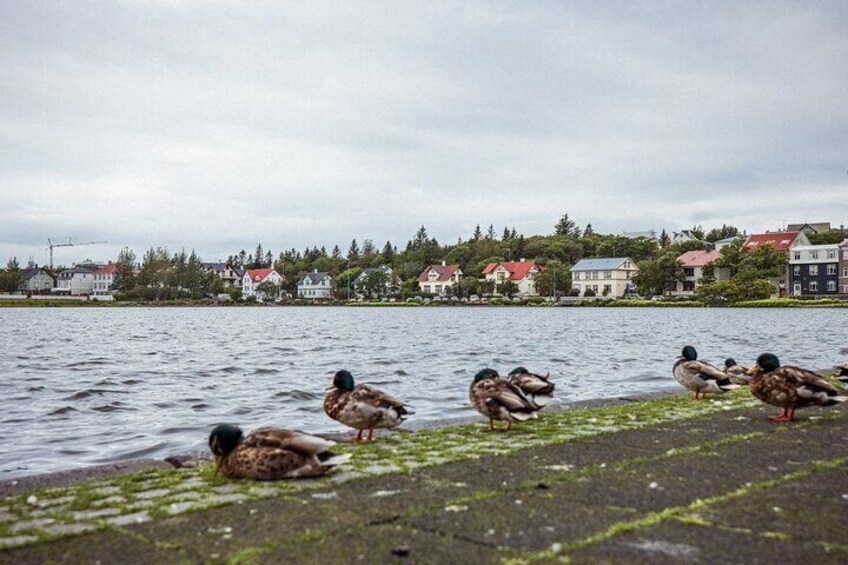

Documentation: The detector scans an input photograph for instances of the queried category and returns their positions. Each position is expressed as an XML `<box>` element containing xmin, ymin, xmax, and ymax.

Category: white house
<box><xmin>53</xmin><ymin>262</ymin><xmax>100</xmax><ymax>295</ymax></box>
<box><xmin>93</xmin><ymin>263</ymin><xmax>117</xmax><ymax>296</ymax></box>
<box><xmin>671</xmin><ymin>250</ymin><xmax>729</xmax><ymax>296</ymax></box>
<box><xmin>18</xmin><ymin>267</ymin><xmax>54</xmax><ymax>293</ymax></box>
<box><xmin>242</xmin><ymin>268</ymin><xmax>284</xmax><ymax>299</ymax></box>
<box><xmin>202</xmin><ymin>262</ymin><xmax>244</xmax><ymax>288</ymax></box>
<box><xmin>298</xmin><ymin>270</ymin><xmax>334</xmax><ymax>299</ymax></box>
<box><xmin>481</xmin><ymin>260</ymin><xmax>543</xmax><ymax>296</ymax></box>
<box><xmin>354</xmin><ymin>266</ymin><xmax>396</xmax><ymax>298</ymax></box>
<box><xmin>671</xmin><ymin>230</ymin><xmax>702</xmax><ymax>245</ymax></box>
<box><xmin>570</xmin><ymin>257</ymin><xmax>639</xmax><ymax>298</ymax></box>
<box><xmin>417</xmin><ymin>263</ymin><xmax>463</xmax><ymax>295</ymax></box>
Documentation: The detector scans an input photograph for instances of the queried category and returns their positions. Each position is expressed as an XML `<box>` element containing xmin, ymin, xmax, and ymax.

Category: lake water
<box><xmin>1</xmin><ymin>306</ymin><xmax>846</xmax><ymax>479</ymax></box>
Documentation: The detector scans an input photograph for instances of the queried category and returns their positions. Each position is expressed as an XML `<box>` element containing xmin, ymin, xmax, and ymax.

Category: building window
<box><xmin>603</xmin><ymin>284</ymin><xmax>612</xmax><ymax>295</ymax></box>
<box><xmin>683</xmin><ymin>268</ymin><xmax>695</xmax><ymax>277</ymax></box>
<box><xmin>810</xmin><ymin>251</ymin><xmax>819</xmax><ymax>260</ymax></box>
<box><xmin>793</xmin><ymin>266</ymin><xmax>800</xmax><ymax>276</ymax></box>
<box><xmin>827</xmin><ymin>250</ymin><xmax>836</xmax><ymax>259</ymax></box>
<box><xmin>827</xmin><ymin>265</ymin><xmax>836</xmax><ymax>276</ymax></box>
<box><xmin>827</xmin><ymin>281</ymin><xmax>836</xmax><ymax>292</ymax></box>
<box><xmin>810</xmin><ymin>281</ymin><xmax>818</xmax><ymax>292</ymax></box>
<box><xmin>808</xmin><ymin>265</ymin><xmax>818</xmax><ymax>276</ymax></box>
<box><xmin>794</xmin><ymin>251</ymin><xmax>801</xmax><ymax>260</ymax></box>
<box><xmin>683</xmin><ymin>281</ymin><xmax>696</xmax><ymax>291</ymax></box>
<box><xmin>603</xmin><ymin>271</ymin><xmax>611</xmax><ymax>279</ymax></box>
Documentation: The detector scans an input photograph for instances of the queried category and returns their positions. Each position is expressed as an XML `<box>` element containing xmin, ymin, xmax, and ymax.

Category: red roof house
<box><xmin>481</xmin><ymin>260</ymin><xmax>543</xmax><ymax>281</ymax></box>
<box><xmin>676</xmin><ymin>250</ymin><xmax>722</xmax><ymax>267</ymax></box>
<box><xmin>245</xmin><ymin>268</ymin><xmax>276</xmax><ymax>283</ymax></box>
<box><xmin>742</xmin><ymin>232</ymin><xmax>809</xmax><ymax>253</ymax></box>
<box><xmin>417</xmin><ymin>263</ymin><xmax>463</xmax><ymax>294</ymax></box>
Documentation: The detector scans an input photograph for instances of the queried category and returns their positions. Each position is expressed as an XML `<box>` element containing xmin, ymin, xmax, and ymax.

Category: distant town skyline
<box><xmin>2</xmin><ymin>1</ymin><xmax>846</xmax><ymax>266</ymax></box>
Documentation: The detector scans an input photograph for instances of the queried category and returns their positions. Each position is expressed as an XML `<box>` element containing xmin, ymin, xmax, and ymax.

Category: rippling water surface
<box><xmin>1</xmin><ymin>306</ymin><xmax>846</xmax><ymax>478</ymax></box>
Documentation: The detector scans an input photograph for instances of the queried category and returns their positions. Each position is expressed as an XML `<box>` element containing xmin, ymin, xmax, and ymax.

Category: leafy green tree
<box><xmin>256</xmin><ymin>280</ymin><xmax>280</xmax><ymax>301</ymax></box>
<box><xmin>0</xmin><ymin>257</ymin><xmax>23</xmax><ymax>292</ymax></box>
<box><xmin>113</xmin><ymin>247</ymin><xmax>137</xmax><ymax>292</ymax></box>
<box><xmin>535</xmin><ymin>259</ymin><xmax>569</xmax><ymax>297</ymax></box>
<box><xmin>358</xmin><ymin>270</ymin><xmax>390</xmax><ymax>299</ymax></box>
<box><xmin>808</xmin><ymin>230</ymin><xmax>847</xmax><ymax>245</ymax></box>
<box><xmin>334</xmin><ymin>267</ymin><xmax>363</xmax><ymax>299</ymax></box>
<box><xmin>704</xmin><ymin>224</ymin><xmax>739</xmax><ymax>242</ymax></box>
<box><xmin>635</xmin><ymin>252</ymin><xmax>685</xmax><ymax>296</ymax></box>
<box><xmin>498</xmin><ymin>279</ymin><xmax>518</xmax><ymax>297</ymax></box>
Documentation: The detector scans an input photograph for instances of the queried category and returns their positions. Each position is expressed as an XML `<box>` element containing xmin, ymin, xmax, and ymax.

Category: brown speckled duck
<box><xmin>747</xmin><ymin>353</ymin><xmax>847</xmax><ymax>422</ymax></box>
<box><xmin>323</xmin><ymin>370</ymin><xmax>413</xmax><ymax>443</ymax></box>
<box><xmin>208</xmin><ymin>425</ymin><xmax>351</xmax><ymax>480</ymax></box>
<box><xmin>469</xmin><ymin>368</ymin><xmax>537</xmax><ymax>431</ymax></box>
<box><xmin>722</xmin><ymin>358</ymin><xmax>751</xmax><ymax>385</ymax></box>
<box><xmin>836</xmin><ymin>362</ymin><xmax>848</xmax><ymax>384</ymax></box>
<box><xmin>507</xmin><ymin>367</ymin><xmax>555</xmax><ymax>408</ymax></box>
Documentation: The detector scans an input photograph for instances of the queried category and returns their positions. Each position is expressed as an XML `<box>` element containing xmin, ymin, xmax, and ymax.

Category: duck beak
<box><xmin>746</xmin><ymin>364</ymin><xmax>759</xmax><ymax>376</ymax></box>
<box><xmin>326</xmin><ymin>383</ymin><xmax>335</xmax><ymax>391</ymax></box>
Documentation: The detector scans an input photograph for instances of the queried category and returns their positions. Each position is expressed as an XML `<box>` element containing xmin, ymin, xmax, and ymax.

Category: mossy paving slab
<box><xmin>0</xmin><ymin>529</ymin><xmax>188</xmax><ymax>565</ymax></box>
<box><xmin>564</xmin><ymin>520</ymin><xmax>845</xmax><ymax>565</ymax></box>
<box><xmin>688</xmin><ymin>469</ymin><xmax>848</xmax><ymax>546</ymax></box>
<box><xmin>249</xmin><ymin>524</ymin><xmax>506</xmax><ymax>565</ymax></box>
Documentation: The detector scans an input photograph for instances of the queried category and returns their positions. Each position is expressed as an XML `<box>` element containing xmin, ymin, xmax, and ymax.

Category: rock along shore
<box><xmin>1</xmin><ymin>389</ymin><xmax>846</xmax><ymax>564</ymax></box>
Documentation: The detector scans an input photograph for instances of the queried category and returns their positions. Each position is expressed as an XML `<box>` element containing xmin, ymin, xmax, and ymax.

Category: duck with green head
<box><xmin>208</xmin><ymin>424</ymin><xmax>351</xmax><ymax>480</ymax></box>
<box><xmin>323</xmin><ymin>370</ymin><xmax>413</xmax><ymax>443</ymax></box>
<box><xmin>673</xmin><ymin>346</ymin><xmax>739</xmax><ymax>400</ymax></box>
<box><xmin>469</xmin><ymin>368</ymin><xmax>537</xmax><ymax>431</ymax></box>
<box><xmin>507</xmin><ymin>367</ymin><xmax>555</xmax><ymax>408</ymax></box>
<box><xmin>747</xmin><ymin>353</ymin><xmax>847</xmax><ymax>422</ymax></box>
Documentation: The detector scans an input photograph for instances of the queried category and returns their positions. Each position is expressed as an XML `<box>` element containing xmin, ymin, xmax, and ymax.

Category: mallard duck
<box><xmin>208</xmin><ymin>424</ymin><xmax>351</xmax><ymax>480</ymax></box>
<box><xmin>469</xmin><ymin>368</ymin><xmax>537</xmax><ymax>431</ymax></box>
<box><xmin>748</xmin><ymin>353</ymin><xmax>847</xmax><ymax>422</ymax></box>
<box><xmin>722</xmin><ymin>358</ymin><xmax>751</xmax><ymax>385</ymax></box>
<box><xmin>507</xmin><ymin>367</ymin><xmax>555</xmax><ymax>408</ymax></box>
<box><xmin>673</xmin><ymin>346</ymin><xmax>740</xmax><ymax>400</ymax></box>
<box><xmin>323</xmin><ymin>370</ymin><xmax>413</xmax><ymax>443</ymax></box>
<box><xmin>836</xmin><ymin>363</ymin><xmax>848</xmax><ymax>384</ymax></box>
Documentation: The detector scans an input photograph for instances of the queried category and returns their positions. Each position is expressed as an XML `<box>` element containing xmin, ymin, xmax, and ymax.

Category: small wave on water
<box><xmin>92</xmin><ymin>402</ymin><xmax>136</xmax><ymax>412</ymax></box>
<box><xmin>274</xmin><ymin>390</ymin><xmax>323</xmax><ymax>401</ymax></box>
<box><xmin>63</xmin><ymin>389</ymin><xmax>126</xmax><ymax>401</ymax></box>
<box><xmin>47</xmin><ymin>406</ymin><xmax>78</xmax><ymax>416</ymax></box>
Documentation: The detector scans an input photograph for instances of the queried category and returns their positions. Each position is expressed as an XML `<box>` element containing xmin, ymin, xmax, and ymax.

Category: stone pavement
<box><xmin>1</xmin><ymin>390</ymin><xmax>846</xmax><ymax>564</ymax></box>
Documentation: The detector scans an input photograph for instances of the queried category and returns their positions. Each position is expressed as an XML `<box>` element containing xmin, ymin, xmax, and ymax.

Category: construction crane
<box><xmin>46</xmin><ymin>238</ymin><xmax>108</xmax><ymax>270</ymax></box>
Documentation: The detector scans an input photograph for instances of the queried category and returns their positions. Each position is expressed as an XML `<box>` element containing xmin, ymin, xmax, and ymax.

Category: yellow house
<box><xmin>570</xmin><ymin>257</ymin><xmax>638</xmax><ymax>297</ymax></box>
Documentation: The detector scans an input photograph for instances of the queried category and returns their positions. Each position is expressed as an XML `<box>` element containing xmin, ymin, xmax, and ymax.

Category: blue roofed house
<box><xmin>570</xmin><ymin>258</ymin><xmax>639</xmax><ymax>298</ymax></box>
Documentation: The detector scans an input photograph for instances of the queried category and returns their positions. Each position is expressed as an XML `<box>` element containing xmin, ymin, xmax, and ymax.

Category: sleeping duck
<box><xmin>673</xmin><ymin>346</ymin><xmax>740</xmax><ymax>400</ymax></box>
<box><xmin>208</xmin><ymin>424</ymin><xmax>351</xmax><ymax>480</ymax></box>
<box><xmin>722</xmin><ymin>358</ymin><xmax>751</xmax><ymax>385</ymax></box>
<box><xmin>469</xmin><ymin>368</ymin><xmax>537</xmax><ymax>431</ymax></box>
<box><xmin>507</xmin><ymin>367</ymin><xmax>555</xmax><ymax>408</ymax></box>
<box><xmin>748</xmin><ymin>353</ymin><xmax>847</xmax><ymax>422</ymax></box>
<box><xmin>323</xmin><ymin>370</ymin><xmax>413</xmax><ymax>443</ymax></box>
<box><xmin>836</xmin><ymin>363</ymin><xmax>848</xmax><ymax>384</ymax></box>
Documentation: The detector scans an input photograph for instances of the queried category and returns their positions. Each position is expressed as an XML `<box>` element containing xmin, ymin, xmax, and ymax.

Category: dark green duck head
<box><xmin>332</xmin><ymin>370</ymin><xmax>355</xmax><ymax>391</ymax></box>
<box><xmin>508</xmin><ymin>367</ymin><xmax>529</xmax><ymax>376</ymax></box>
<box><xmin>681</xmin><ymin>346</ymin><xmax>697</xmax><ymax>361</ymax></box>
<box><xmin>724</xmin><ymin>358</ymin><xmax>737</xmax><ymax>368</ymax></box>
<box><xmin>755</xmin><ymin>353</ymin><xmax>780</xmax><ymax>373</ymax></box>
<box><xmin>209</xmin><ymin>424</ymin><xmax>243</xmax><ymax>458</ymax></box>
<box><xmin>473</xmin><ymin>368</ymin><xmax>500</xmax><ymax>383</ymax></box>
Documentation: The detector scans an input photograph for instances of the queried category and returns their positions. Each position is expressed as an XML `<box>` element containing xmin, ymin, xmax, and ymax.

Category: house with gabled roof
<box><xmin>202</xmin><ymin>262</ymin><xmax>244</xmax><ymax>288</ymax></box>
<box><xmin>353</xmin><ymin>266</ymin><xmax>396</xmax><ymax>298</ymax></box>
<box><xmin>93</xmin><ymin>263</ymin><xmax>118</xmax><ymax>296</ymax></box>
<box><xmin>417</xmin><ymin>262</ymin><xmax>462</xmax><ymax>295</ymax></box>
<box><xmin>742</xmin><ymin>231</ymin><xmax>811</xmax><ymax>296</ymax></box>
<box><xmin>482</xmin><ymin>259</ymin><xmax>543</xmax><ymax>296</ymax></box>
<box><xmin>570</xmin><ymin>257</ymin><xmax>638</xmax><ymax>298</ymax></box>
<box><xmin>242</xmin><ymin>268</ymin><xmax>284</xmax><ymax>299</ymax></box>
<box><xmin>671</xmin><ymin>230</ymin><xmax>703</xmax><ymax>245</ymax></box>
<box><xmin>18</xmin><ymin>266</ymin><xmax>54</xmax><ymax>293</ymax></box>
<box><xmin>671</xmin><ymin>250</ymin><xmax>728</xmax><ymax>296</ymax></box>
<box><xmin>786</xmin><ymin>222</ymin><xmax>831</xmax><ymax>235</ymax></box>
<box><xmin>297</xmin><ymin>270</ymin><xmax>333</xmax><ymax>299</ymax></box>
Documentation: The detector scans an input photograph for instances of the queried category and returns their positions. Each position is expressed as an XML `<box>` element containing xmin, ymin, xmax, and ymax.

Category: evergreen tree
<box><xmin>348</xmin><ymin>239</ymin><xmax>360</xmax><ymax>261</ymax></box>
<box><xmin>472</xmin><ymin>224</ymin><xmax>482</xmax><ymax>241</ymax></box>
<box><xmin>582</xmin><ymin>223</ymin><xmax>594</xmax><ymax>238</ymax></box>
<box><xmin>237</xmin><ymin>249</ymin><xmax>247</xmax><ymax>267</ymax></box>
<box><xmin>658</xmin><ymin>229</ymin><xmax>670</xmax><ymax>249</ymax></box>
<box><xmin>413</xmin><ymin>226</ymin><xmax>429</xmax><ymax>249</ymax></box>
<box><xmin>486</xmin><ymin>224</ymin><xmax>496</xmax><ymax>240</ymax></box>
<box><xmin>254</xmin><ymin>244</ymin><xmax>264</xmax><ymax>268</ymax></box>
<box><xmin>381</xmin><ymin>241</ymin><xmax>395</xmax><ymax>263</ymax></box>
<box><xmin>264</xmin><ymin>250</ymin><xmax>273</xmax><ymax>268</ymax></box>
<box><xmin>502</xmin><ymin>227</ymin><xmax>511</xmax><ymax>241</ymax></box>
<box><xmin>331</xmin><ymin>245</ymin><xmax>341</xmax><ymax>259</ymax></box>
<box><xmin>555</xmin><ymin>213</ymin><xmax>579</xmax><ymax>237</ymax></box>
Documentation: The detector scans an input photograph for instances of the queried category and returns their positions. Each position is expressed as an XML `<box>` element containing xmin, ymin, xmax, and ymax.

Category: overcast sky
<box><xmin>1</xmin><ymin>1</ymin><xmax>846</xmax><ymax>266</ymax></box>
